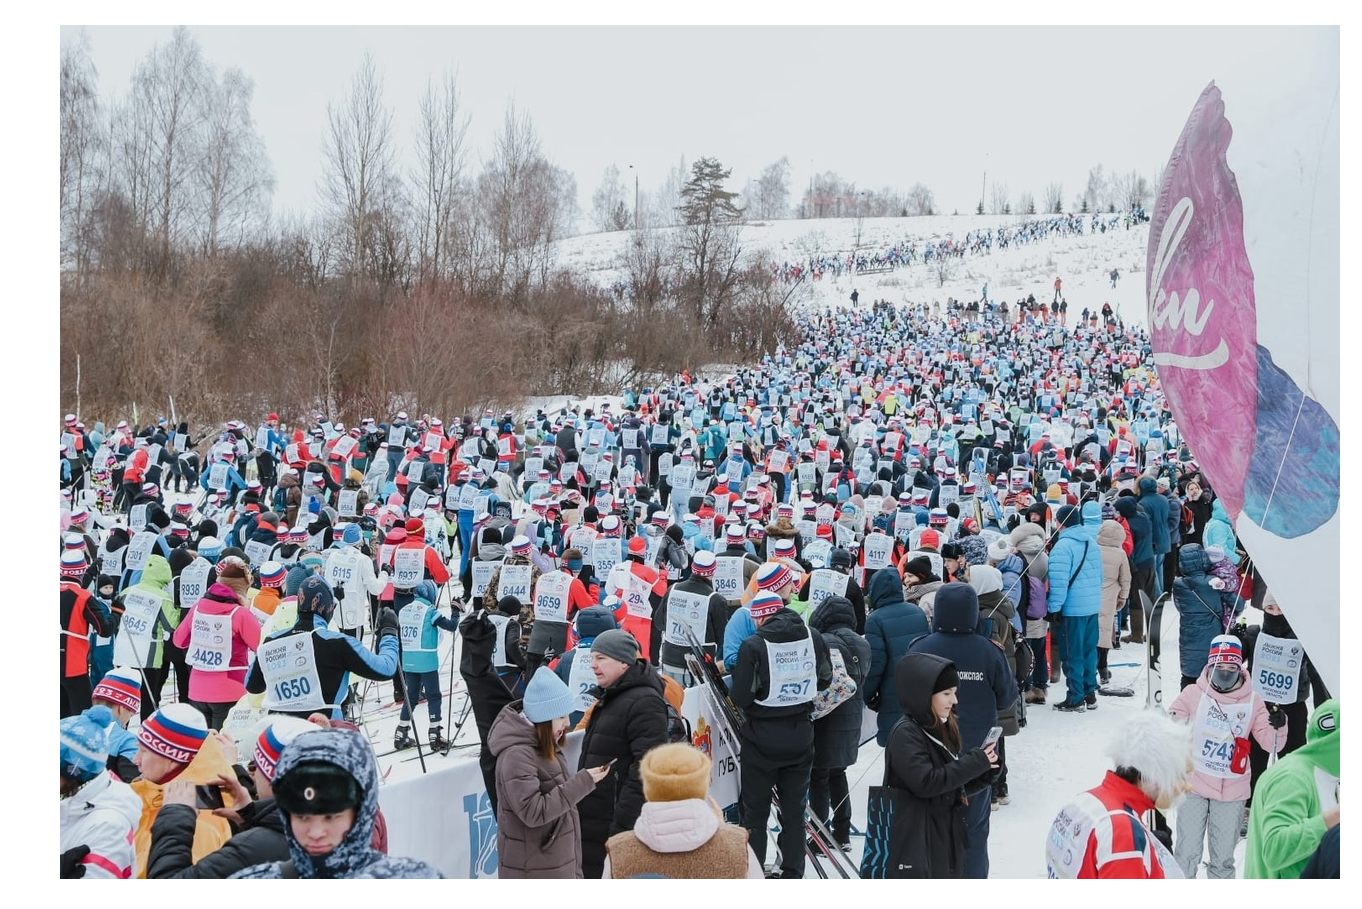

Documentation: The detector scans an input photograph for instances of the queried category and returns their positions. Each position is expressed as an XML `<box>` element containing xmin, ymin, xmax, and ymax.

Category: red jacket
<box><xmin>396</xmin><ymin>537</ymin><xmax>450</xmax><ymax>585</ymax></box>
<box><xmin>610</xmin><ymin>560</ymin><xmax>667</xmax><ymax>662</ymax></box>
<box><xmin>61</xmin><ymin>582</ymin><xmax>113</xmax><ymax>678</ymax></box>
<box><xmin>1046</xmin><ymin>772</ymin><xmax>1171</xmax><ymax>879</ymax></box>
<box><xmin>124</xmin><ymin>448</ymin><xmax>149</xmax><ymax>485</ymax></box>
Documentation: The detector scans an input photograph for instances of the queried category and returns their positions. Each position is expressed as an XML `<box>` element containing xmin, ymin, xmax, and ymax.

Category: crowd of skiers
<box><xmin>58</xmin><ymin>292</ymin><xmax>1336</xmax><ymax>879</ymax></box>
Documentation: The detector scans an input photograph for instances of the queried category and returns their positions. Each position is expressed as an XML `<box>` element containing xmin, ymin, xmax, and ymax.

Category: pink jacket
<box><xmin>172</xmin><ymin>583</ymin><xmax>261</xmax><ymax>705</ymax></box>
<box><xmin>599</xmin><ymin>799</ymin><xmax>764</xmax><ymax>879</ymax></box>
<box><xmin>1169</xmin><ymin>667</ymin><xmax>1285</xmax><ymax>802</ymax></box>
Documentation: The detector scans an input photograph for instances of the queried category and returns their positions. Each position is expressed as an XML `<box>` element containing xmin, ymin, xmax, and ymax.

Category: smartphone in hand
<box><xmin>982</xmin><ymin>726</ymin><xmax>1004</xmax><ymax>749</ymax></box>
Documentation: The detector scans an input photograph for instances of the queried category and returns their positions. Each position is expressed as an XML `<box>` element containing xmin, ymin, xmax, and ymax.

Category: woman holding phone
<box><xmin>489</xmin><ymin>667</ymin><xmax>611</xmax><ymax>878</ymax></box>
<box><xmin>880</xmin><ymin>652</ymin><xmax>999</xmax><ymax>878</ymax></box>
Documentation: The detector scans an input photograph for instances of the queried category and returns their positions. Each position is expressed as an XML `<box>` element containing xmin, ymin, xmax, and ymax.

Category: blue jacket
<box><xmin>1046</xmin><ymin>504</ymin><xmax>1104</xmax><ymax>617</ymax></box>
<box><xmin>1172</xmin><ymin>544</ymin><xmax>1229</xmax><ymax>679</ymax></box>
<box><xmin>907</xmin><ymin>582</ymin><xmax>1018</xmax><ymax>754</ymax></box>
<box><xmin>1138</xmin><ymin>477</ymin><xmax>1171</xmax><ymax>555</ymax></box>
<box><xmin>722</xmin><ymin>606</ymin><xmax>756</xmax><ymax>670</ymax></box>
<box><xmin>1203</xmin><ymin>499</ymin><xmax>1239</xmax><ymax>566</ymax></box>
<box><xmin>1112</xmin><ymin>495</ymin><xmax>1155</xmax><ymax>568</ymax></box>
<box><xmin>861</xmin><ymin>568</ymin><xmax>930</xmax><ymax>746</ymax></box>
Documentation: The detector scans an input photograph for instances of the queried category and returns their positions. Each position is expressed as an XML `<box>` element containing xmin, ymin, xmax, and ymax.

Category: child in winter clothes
<box><xmin>1169</xmin><ymin>635</ymin><xmax>1285</xmax><ymax>879</ymax></box>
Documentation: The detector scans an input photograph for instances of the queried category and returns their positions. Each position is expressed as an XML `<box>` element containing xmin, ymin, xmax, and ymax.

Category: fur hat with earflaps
<box><xmin>640</xmin><ymin>743</ymin><xmax>712</xmax><ymax>803</ymax></box>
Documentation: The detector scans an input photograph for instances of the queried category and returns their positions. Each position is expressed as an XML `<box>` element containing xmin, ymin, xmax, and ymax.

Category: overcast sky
<box><xmin>58</xmin><ymin>21</ymin><xmax>1340</xmax><ymax>225</ymax></box>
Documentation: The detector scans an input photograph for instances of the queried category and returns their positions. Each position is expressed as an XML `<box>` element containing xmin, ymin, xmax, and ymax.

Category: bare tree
<box><xmin>749</xmin><ymin>156</ymin><xmax>790</xmax><ymax>220</ymax></box>
<box><xmin>988</xmin><ymin>181</ymin><xmax>1010</xmax><ymax>216</ymax></box>
<box><xmin>411</xmin><ymin>70</ymin><xmax>470</xmax><ymax>283</ymax></box>
<box><xmin>195</xmin><ymin>67</ymin><xmax>273</xmax><ymax>258</ymax></box>
<box><xmin>60</xmin><ymin>30</ymin><xmax>104</xmax><ymax>276</ymax></box>
<box><xmin>126</xmin><ymin>26</ymin><xmax>210</xmax><ymax>276</ymax></box>
<box><xmin>1083</xmin><ymin>165</ymin><xmax>1108</xmax><ymax>214</ymax></box>
<box><xmin>905</xmin><ymin>182</ymin><xmax>936</xmax><ymax>216</ymax></box>
<box><xmin>1043</xmin><ymin>182</ymin><xmax>1064</xmax><ymax>214</ymax></box>
<box><xmin>1116</xmin><ymin>168</ymin><xmax>1152</xmax><ymax>211</ymax></box>
<box><xmin>591</xmin><ymin>164</ymin><xmax>629</xmax><ymax>232</ymax></box>
<box><xmin>650</xmin><ymin>155</ymin><xmax>687</xmax><ymax>227</ymax></box>
<box><xmin>474</xmin><ymin>104</ymin><xmax>575</xmax><ymax>300</ymax></box>
<box><xmin>319</xmin><ymin>53</ymin><xmax>397</xmax><ymax>281</ymax></box>
<box><xmin>1018</xmin><ymin>190</ymin><xmax>1036</xmax><ymax>217</ymax></box>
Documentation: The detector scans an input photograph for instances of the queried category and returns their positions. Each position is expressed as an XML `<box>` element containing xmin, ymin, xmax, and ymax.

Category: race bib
<box><xmin>568</xmin><ymin>647</ymin><xmax>598</xmax><ymax>712</ymax></box>
<box><xmin>406</xmin><ymin>459</ymin><xmax>425</xmax><ymax>483</ymax></box>
<box><xmin>188</xmin><ymin>608</ymin><xmax>237</xmax><ymax>672</ymax></box>
<box><xmin>129</xmin><ymin>504</ymin><xmax>149</xmax><ymax>533</ymax></box>
<box><xmin>327</xmin><ymin>549</ymin><xmax>359</xmax><ymax>590</ymax></box>
<box><xmin>113</xmin><ymin>590</ymin><xmax>161</xmax><ymax>668</ymax></box>
<box><xmin>100</xmin><ymin>547</ymin><xmax>126</xmax><ymax>578</ymax></box>
<box><xmin>258</xmin><ymin>633</ymin><xmax>325</xmax><ymax>712</ymax></box>
<box><xmin>663</xmin><ymin>588</ymin><xmax>710</xmax><ymax>647</ymax></box>
<box><xmin>244</xmin><ymin>539</ymin><xmax>272</xmax><ymax>568</ymax></box>
<box><xmin>622</xmin><ymin>572</ymin><xmax>654</xmax><ymax>619</ymax></box>
<box><xmin>1191</xmin><ymin>691</ymin><xmax>1255</xmax><ymax>779</ymax></box>
<box><xmin>533</xmin><ymin>571</ymin><xmax>572</xmax><ymax>623</ymax></box>
<box><xmin>399</xmin><ymin>601</ymin><xmax>434</xmax><ymax>652</ymax></box>
<box><xmin>713</xmin><ymin>556</ymin><xmax>745</xmax><ymax>602</ymax></box>
<box><xmin>337</xmin><ymin>489</ymin><xmax>359</xmax><ymax>517</ymax></box>
<box><xmin>863</xmin><ymin>533</ymin><xmax>892</xmax><ymax>570</ymax></box>
<box><xmin>592</xmin><ymin>537</ymin><xmax>620</xmax><ymax>575</ymax></box>
<box><xmin>208</xmin><ymin>462</ymin><xmax>229</xmax><ymax>490</ymax></box>
<box><xmin>392</xmin><ymin>548</ymin><xmax>425</xmax><ymax>589</ymax></box>
<box><xmin>807</xmin><ymin>569</ymin><xmax>850</xmax><ymax>611</ymax></box>
<box><xmin>496</xmin><ymin>564</ymin><xmax>533</xmax><ymax>604</ymax></box>
<box><xmin>471</xmin><ymin>560</ymin><xmax>497</xmax><ymax>599</ymax></box>
<box><xmin>124</xmin><ymin>531</ymin><xmax>157</xmax><ymax>572</ymax></box>
<box><xmin>622</xmin><ymin>428</ymin><xmax>640</xmax><ymax>450</ymax></box>
<box><xmin>651</xmin><ymin>423</ymin><xmax>670</xmax><ymax>446</ymax></box>
<box><xmin>178</xmin><ymin>558</ymin><xmax>211</xmax><ymax>606</ymax></box>
<box><xmin>755</xmin><ymin>633</ymin><xmax>816</xmax><ymax>707</ymax></box>
<box><xmin>1251</xmin><ymin>633</ymin><xmax>1305</xmax><ymax>703</ymax></box>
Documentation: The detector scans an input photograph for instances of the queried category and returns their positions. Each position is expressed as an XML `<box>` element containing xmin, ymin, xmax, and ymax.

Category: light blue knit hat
<box><xmin>522</xmin><ymin>667</ymin><xmax>574</xmax><ymax>723</ymax></box>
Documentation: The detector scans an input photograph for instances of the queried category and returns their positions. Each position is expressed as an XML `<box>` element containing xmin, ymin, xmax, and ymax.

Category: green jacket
<box><xmin>122</xmin><ymin>555</ymin><xmax>179</xmax><ymax>669</ymax></box>
<box><xmin>1243</xmin><ymin>698</ymin><xmax>1340</xmax><ymax>879</ymax></box>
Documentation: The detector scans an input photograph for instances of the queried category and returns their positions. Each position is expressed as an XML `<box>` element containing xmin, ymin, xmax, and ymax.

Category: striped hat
<box><xmin>172</xmin><ymin>501</ymin><xmax>193</xmax><ymax>516</ymax></box>
<box><xmin>252</xmin><ymin>716</ymin><xmax>316</xmax><ymax>782</ymax></box>
<box><xmin>755</xmin><ymin>561</ymin><xmax>792</xmax><ymax>592</ymax></box>
<box><xmin>289</xmin><ymin>525</ymin><xmax>309</xmax><ymax>542</ymax></box>
<box><xmin>776</xmin><ymin>503</ymin><xmax>794</xmax><ymax>519</ymax></box>
<box><xmin>69</xmin><ymin>505</ymin><xmax>90</xmax><ymax>524</ymax></box>
<box><xmin>60</xmin><ymin>550</ymin><xmax>88</xmax><ymax>578</ymax></box>
<box><xmin>749</xmin><ymin>592</ymin><xmax>785</xmax><ymax>619</ymax></box>
<box><xmin>690</xmin><ymin>550</ymin><xmax>717</xmax><ymax>577</ymax></box>
<box><xmin>651</xmin><ymin>511</ymin><xmax>670</xmax><ymax>527</ymax></box>
<box><xmin>259</xmin><ymin>561</ymin><xmax>288</xmax><ymax>588</ymax></box>
<box><xmin>772</xmin><ymin>538</ymin><xmax>796</xmax><ymax>557</ymax></box>
<box><xmin>137</xmin><ymin>703</ymin><xmax>209</xmax><ymax>765</ymax></box>
<box><xmin>510</xmin><ymin>535</ymin><xmax>533</xmax><ymax>556</ymax></box>
<box><xmin>1207</xmin><ymin>635</ymin><xmax>1243</xmax><ymax>666</ymax></box>
<box><xmin>724</xmin><ymin>522</ymin><xmax>747</xmax><ymax>543</ymax></box>
<box><xmin>63</xmin><ymin>533</ymin><xmax>86</xmax><ymax>552</ymax></box>
<box><xmin>170</xmin><ymin>522</ymin><xmax>190</xmax><ymax>538</ymax></box>
<box><xmin>92</xmin><ymin>666</ymin><xmax>142</xmax><ymax>712</ymax></box>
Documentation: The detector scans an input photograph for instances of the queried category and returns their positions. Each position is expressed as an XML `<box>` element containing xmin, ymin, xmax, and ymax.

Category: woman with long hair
<box><xmin>880</xmin><ymin>652</ymin><xmax>998</xmax><ymax>878</ymax></box>
<box><xmin>488</xmin><ymin>667</ymin><xmax>610</xmax><ymax>878</ymax></box>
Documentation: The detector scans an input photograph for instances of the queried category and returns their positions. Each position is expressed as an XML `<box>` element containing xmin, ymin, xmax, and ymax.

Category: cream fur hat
<box><xmin>641</xmin><ymin>743</ymin><xmax>712</xmax><ymax>803</ymax></box>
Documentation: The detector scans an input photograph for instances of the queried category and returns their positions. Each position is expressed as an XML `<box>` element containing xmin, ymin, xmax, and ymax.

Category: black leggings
<box><xmin>61</xmin><ymin>674</ymin><xmax>92</xmax><ymax>719</ymax></box>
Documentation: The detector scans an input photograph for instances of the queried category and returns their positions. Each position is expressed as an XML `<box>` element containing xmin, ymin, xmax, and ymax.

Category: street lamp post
<box><xmin>628</xmin><ymin>164</ymin><xmax>639</xmax><ymax>230</ymax></box>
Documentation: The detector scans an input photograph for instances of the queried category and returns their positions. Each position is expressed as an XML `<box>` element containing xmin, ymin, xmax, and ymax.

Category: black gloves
<box><xmin>1268</xmin><ymin>706</ymin><xmax>1287</xmax><ymax>729</ymax></box>
<box><xmin>1047</xmin><ymin>611</ymin><xmax>1065</xmax><ymax>625</ymax></box>
<box><xmin>60</xmin><ymin>845</ymin><xmax>90</xmax><ymax>879</ymax></box>
<box><xmin>334</xmin><ymin>586</ymin><xmax>345</xmax><ymax>601</ymax></box>
<box><xmin>376</xmin><ymin>606</ymin><xmax>400</xmax><ymax>641</ymax></box>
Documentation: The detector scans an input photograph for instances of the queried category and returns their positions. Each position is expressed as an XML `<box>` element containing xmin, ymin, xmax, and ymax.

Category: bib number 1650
<box><xmin>273</xmin><ymin>677</ymin><xmax>312</xmax><ymax>701</ymax></box>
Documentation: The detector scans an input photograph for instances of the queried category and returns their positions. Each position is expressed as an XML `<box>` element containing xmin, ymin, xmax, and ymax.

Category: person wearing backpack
<box><xmin>991</xmin><ymin>536</ymin><xmax>1049</xmax><ymax>705</ymax></box>
<box><xmin>967</xmin><ymin>564</ymin><xmax>1021</xmax><ymax>809</ymax></box>
<box><xmin>806</xmin><ymin>594</ymin><xmax>870</xmax><ymax>851</ymax></box>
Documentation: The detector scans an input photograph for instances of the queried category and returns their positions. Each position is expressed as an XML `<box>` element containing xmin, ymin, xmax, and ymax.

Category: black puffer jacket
<box><xmin>148</xmin><ymin>797</ymin><xmax>288</xmax><ymax>878</ymax></box>
<box><xmin>808</xmin><ymin>595</ymin><xmax>871</xmax><ymax>770</ymax></box>
<box><xmin>730</xmin><ymin>608</ymin><xmax>833</xmax><ymax>758</ymax></box>
<box><xmin>575</xmin><ymin>659</ymin><xmax>671</xmax><ymax>880</ymax></box>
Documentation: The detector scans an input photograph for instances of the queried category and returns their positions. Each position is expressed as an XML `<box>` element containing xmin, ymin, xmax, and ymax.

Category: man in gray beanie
<box><xmin>574</xmin><ymin>628</ymin><xmax>670</xmax><ymax>880</ymax></box>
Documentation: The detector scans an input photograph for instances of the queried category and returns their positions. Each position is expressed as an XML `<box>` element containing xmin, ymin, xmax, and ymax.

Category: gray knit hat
<box><xmin>522</xmin><ymin>667</ymin><xmax>574</xmax><ymax>723</ymax></box>
<box><xmin>590</xmin><ymin>629</ymin><xmax>640</xmax><ymax>665</ymax></box>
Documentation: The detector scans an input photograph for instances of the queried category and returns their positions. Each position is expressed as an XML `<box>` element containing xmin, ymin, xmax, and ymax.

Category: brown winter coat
<box><xmin>488</xmin><ymin>701</ymin><xmax>598</xmax><ymax>879</ymax></box>
<box><xmin>277</xmin><ymin>471</ymin><xmax>302</xmax><ymax>528</ymax></box>
<box><xmin>1097</xmin><ymin>520</ymin><xmax>1132</xmax><ymax>649</ymax></box>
